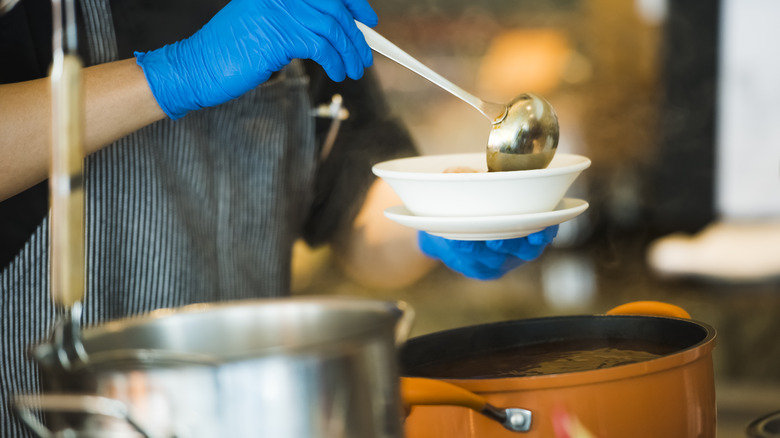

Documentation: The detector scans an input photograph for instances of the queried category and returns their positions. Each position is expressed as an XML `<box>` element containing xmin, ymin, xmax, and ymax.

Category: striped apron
<box><xmin>0</xmin><ymin>1</ymin><xmax>319</xmax><ymax>435</ymax></box>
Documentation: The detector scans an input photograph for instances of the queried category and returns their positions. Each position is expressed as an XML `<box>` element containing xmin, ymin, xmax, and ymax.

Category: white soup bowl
<box><xmin>372</xmin><ymin>153</ymin><xmax>590</xmax><ymax>217</ymax></box>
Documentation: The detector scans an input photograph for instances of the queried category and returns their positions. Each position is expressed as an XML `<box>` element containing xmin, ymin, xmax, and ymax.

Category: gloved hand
<box><xmin>135</xmin><ymin>0</ymin><xmax>377</xmax><ymax>119</ymax></box>
<box><xmin>418</xmin><ymin>226</ymin><xmax>558</xmax><ymax>280</ymax></box>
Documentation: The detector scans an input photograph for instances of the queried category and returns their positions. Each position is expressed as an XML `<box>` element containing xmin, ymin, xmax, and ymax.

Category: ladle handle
<box><xmin>50</xmin><ymin>47</ymin><xmax>85</xmax><ymax>308</ymax></box>
<box><xmin>47</xmin><ymin>0</ymin><xmax>89</xmax><ymax>372</ymax></box>
<box><xmin>356</xmin><ymin>21</ymin><xmax>507</xmax><ymax>123</ymax></box>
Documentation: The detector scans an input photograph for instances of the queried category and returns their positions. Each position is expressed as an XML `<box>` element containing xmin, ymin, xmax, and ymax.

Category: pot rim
<box><xmin>82</xmin><ymin>296</ymin><xmax>402</xmax><ymax>338</ymax></box>
<box><xmin>32</xmin><ymin>296</ymin><xmax>408</xmax><ymax>370</ymax></box>
<box><xmin>403</xmin><ymin>313</ymin><xmax>717</xmax><ymax>393</ymax></box>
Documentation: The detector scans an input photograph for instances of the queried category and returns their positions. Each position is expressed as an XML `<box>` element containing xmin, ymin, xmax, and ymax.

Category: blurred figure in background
<box><xmin>647</xmin><ymin>0</ymin><xmax>780</xmax><ymax>283</ymax></box>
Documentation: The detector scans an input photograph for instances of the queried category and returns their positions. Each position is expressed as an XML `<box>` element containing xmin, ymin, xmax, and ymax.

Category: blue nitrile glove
<box><xmin>135</xmin><ymin>0</ymin><xmax>377</xmax><ymax>119</ymax></box>
<box><xmin>418</xmin><ymin>226</ymin><xmax>559</xmax><ymax>280</ymax></box>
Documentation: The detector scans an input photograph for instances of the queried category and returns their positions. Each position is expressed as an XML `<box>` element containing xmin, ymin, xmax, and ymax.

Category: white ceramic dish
<box><xmin>372</xmin><ymin>153</ymin><xmax>590</xmax><ymax>217</ymax></box>
<box><xmin>383</xmin><ymin>197</ymin><xmax>589</xmax><ymax>241</ymax></box>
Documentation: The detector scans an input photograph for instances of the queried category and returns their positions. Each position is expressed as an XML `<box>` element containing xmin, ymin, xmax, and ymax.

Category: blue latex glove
<box><xmin>135</xmin><ymin>0</ymin><xmax>377</xmax><ymax>119</ymax></box>
<box><xmin>418</xmin><ymin>226</ymin><xmax>559</xmax><ymax>280</ymax></box>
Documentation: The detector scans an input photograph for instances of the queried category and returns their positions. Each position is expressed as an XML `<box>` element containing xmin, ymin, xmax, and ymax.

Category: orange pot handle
<box><xmin>606</xmin><ymin>301</ymin><xmax>691</xmax><ymax>319</ymax></box>
<box><xmin>400</xmin><ymin>377</ymin><xmax>532</xmax><ymax>432</ymax></box>
<box><xmin>401</xmin><ymin>377</ymin><xmax>487</xmax><ymax>412</ymax></box>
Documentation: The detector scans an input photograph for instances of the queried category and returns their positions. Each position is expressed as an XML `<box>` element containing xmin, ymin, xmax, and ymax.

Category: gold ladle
<box><xmin>356</xmin><ymin>22</ymin><xmax>559</xmax><ymax>171</ymax></box>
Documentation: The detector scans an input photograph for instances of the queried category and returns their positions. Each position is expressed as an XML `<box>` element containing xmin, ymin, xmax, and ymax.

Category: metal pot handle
<box><xmin>13</xmin><ymin>394</ymin><xmax>153</xmax><ymax>438</ymax></box>
<box><xmin>400</xmin><ymin>377</ymin><xmax>532</xmax><ymax>433</ymax></box>
<box><xmin>394</xmin><ymin>301</ymin><xmax>416</xmax><ymax>346</ymax></box>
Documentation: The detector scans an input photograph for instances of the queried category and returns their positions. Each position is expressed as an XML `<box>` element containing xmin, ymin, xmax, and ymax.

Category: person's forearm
<box><xmin>333</xmin><ymin>179</ymin><xmax>436</xmax><ymax>289</ymax></box>
<box><xmin>0</xmin><ymin>58</ymin><xmax>166</xmax><ymax>201</ymax></box>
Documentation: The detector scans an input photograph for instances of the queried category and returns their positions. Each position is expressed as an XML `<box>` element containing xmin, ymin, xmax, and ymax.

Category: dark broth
<box><xmin>406</xmin><ymin>338</ymin><xmax>679</xmax><ymax>378</ymax></box>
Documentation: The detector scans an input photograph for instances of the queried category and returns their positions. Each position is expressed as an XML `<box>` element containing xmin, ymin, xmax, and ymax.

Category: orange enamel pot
<box><xmin>399</xmin><ymin>301</ymin><xmax>717</xmax><ymax>438</ymax></box>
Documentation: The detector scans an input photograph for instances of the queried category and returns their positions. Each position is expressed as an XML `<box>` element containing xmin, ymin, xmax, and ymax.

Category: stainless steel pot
<box><xmin>16</xmin><ymin>297</ymin><xmax>413</xmax><ymax>438</ymax></box>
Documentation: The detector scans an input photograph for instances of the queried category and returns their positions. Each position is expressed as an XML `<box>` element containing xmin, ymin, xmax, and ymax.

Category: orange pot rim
<box><xmin>421</xmin><ymin>314</ymin><xmax>717</xmax><ymax>393</ymax></box>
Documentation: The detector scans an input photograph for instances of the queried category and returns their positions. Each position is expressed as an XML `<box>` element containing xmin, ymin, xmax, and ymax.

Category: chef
<box><xmin>0</xmin><ymin>0</ymin><xmax>557</xmax><ymax>435</ymax></box>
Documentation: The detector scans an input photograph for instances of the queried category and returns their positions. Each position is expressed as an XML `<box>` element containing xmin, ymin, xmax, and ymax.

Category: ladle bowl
<box><xmin>357</xmin><ymin>22</ymin><xmax>560</xmax><ymax>171</ymax></box>
<box><xmin>487</xmin><ymin>93</ymin><xmax>559</xmax><ymax>172</ymax></box>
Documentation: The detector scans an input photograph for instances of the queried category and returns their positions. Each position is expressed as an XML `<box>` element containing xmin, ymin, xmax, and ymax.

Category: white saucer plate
<box><xmin>384</xmin><ymin>198</ymin><xmax>589</xmax><ymax>241</ymax></box>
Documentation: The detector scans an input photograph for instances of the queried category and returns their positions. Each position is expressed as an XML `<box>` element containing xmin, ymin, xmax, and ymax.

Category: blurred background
<box><xmin>293</xmin><ymin>0</ymin><xmax>780</xmax><ymax>436</ymax></box>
